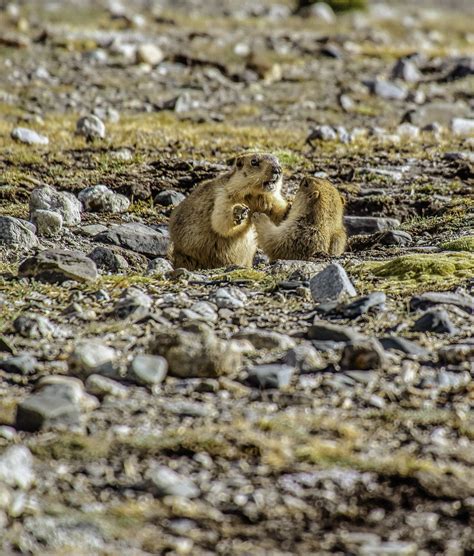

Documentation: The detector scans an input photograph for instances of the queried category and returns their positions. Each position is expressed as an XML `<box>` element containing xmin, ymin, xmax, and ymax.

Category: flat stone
<box><xmin>188</xmin><ymin>301</ymin><xmax>218</xmax><ymax>323</ymax></box>
<box><xmin>11</xmin><ymin>126</ymin><xmax>48</xmax><ymax>145</ymax></box>
<box><xmin>31</xmin><ymin>209</ymin><xmax>63</xmax><ymax>237</ymax></box>
<box><xmin>30</xmin><ymin>185</ymin><xmax>81</xmax><ymax>225</ymax></box>
<box><xmin>68</xmin><ymin>341</ymin><xmax>118</xmax><ymax>378</ymax></box>
<box><xmin>344</xmin><ymin>216</ymin><xmax>400</xmax><ymax>236</ymax></box>
<box><xmin>310</xmin><ymin>263</ymin><xmax>357</xmax><ymax>303</ymax></box>
<box><xmin>128</xmin><ymin>354</ymin><xmax>168</xmax><ymax>386</ymax></box>
<box><xmin>95</xmin><ymin>222</ymin><xmax>169</xmax><ymax>258</ymax></box>
<box><xmin>246</xmin><ymin>364</ymin><xmax>295</xmax><ymax>389</ymax></box>
<box><xmin>146</xmin><ymin>465</ymin><xmax>199</xmax><ymax>498</ymax></box>
<box><xmin>0</xmin><ymin>446</ymin><xmax>34</xmax><ymax>489</ymax></box>
<box><xmin>379</xmin><ymin>336</ymin><xmax>428</xmax><ymax>357</ymax></box>
<box><xmin>79</xmin><ymin>224</ymin><xmax>108</xmax><ymax>237</ymax></box>
<box><xmin>16</xmin><ymin>385</ymin><xmax>81</xmax><ymax>432</ymax></box>
<box><xmin>154</xmin><ymin>190</ymin><xmax>185</xmax><ymax>207</ymax></box>
<box><xmin>147</xmin><ymin>257</ymin><xmax>173</xmax><ymax>276</ymax></box>
<box><xmin>85</xmin><ymin>374</ymin><xmax>128</xmax><ymax>399</ymax></box>
<box><xmin>340</xmin><ymin>292</ymin><xmax>386</xmax><ymax>318</ymax></box>
<box><xmin>413</xmin><ymin>309</ymin><xmax>458</xmax><ymax>335</ymax></box>
<box><xmin>0</xmin><ymin>216</ymin><xmax>38</xmax><ymax>249</ymax></box>
<box><xmin>268</xmin><ymin>260</ymin><xmax>325</xmax><ymax>280</ymax></box>
<box><xmin>340</xmin><ymin>339</ymin><xmax>387</xmax><ymax>370</ymax></box>
<box><xmin>309</xmin><ymin>322</ymin><xmax>362</xmax><ymax>343</ymax></box>
<box><xmin>366</xmin><ymin>79</ymin><xmax>407</xmax><ymax>100</ymax></box>
<box><xmin>213</xmin><ymin>287</ymin><xmax>247</xmax><ymax>309</ymax></box>
<box><xmin>451</xmin><ymin>117</ymin><xmax>474</xmax><ymax>137</ymax></box>
<box><xmin>0</xmin><ymin>354</ymin><xmax>37</xmax><ymax>375</ymax></box>
<box><xmin>18</xmin><ymin>249</ymin><xmax>98</xmax><ymax>283</ymax></box>
<box><xmin>410</xmin><ymin>291</ymin><xmax>473</xmax><ymax>314</ymax></box>
<box><xmin>233</xmin><ymin>329</ymin><xmax>296</xmax><ymax>350</ymax></box>
<box><xmin>78</xmin><ymin>185</ymin><xmax>130</xmax><ymax>213</ymax></box>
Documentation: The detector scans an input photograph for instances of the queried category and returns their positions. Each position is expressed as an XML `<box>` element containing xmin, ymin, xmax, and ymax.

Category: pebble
<box><xmin>397</xmin><ymin>123</ymin><xmax>420</xmax><ymax>140</ymax></box>
<box><xmin>392</xmin><ymin>58</ymin><xmax>421</xmax><ymax>83</ymax></box>
<box><xmin>379</xmin><ymin>336</ymin><xmax>428</xmax><ymax>357</ymax></box>
<box><xmin>128</xmin><ymin>354</ymin><xmax>168</xmax><ymax>386</ymax></box>
<box><xmin>151</xmin><ymin>325</ymin><xmax>242</xmax><ymax>378</ymax></box>
<box><xmin>136</xmin><ymin>43</ymin><xmax>164</xmax><ymax>66</ymax></box>
<box><xmin>308</xmin><ymin>322</ymin><xmax>361</xmax><ymax>343</ymax></box>
<box><xmin>11</xmin><ymin>126</ymin><xmax>49</xmax><ymax>145</ymax></box>
<box><xmin>233</xmin><ymin>329</ymin><xmax>296</xmax><ymax>350</ymax></box>
<box><xmin>246</xmin><ymin>364</ymin><xmax>295</xmax><ymax>389</ymax></box>
<box><xmin>18</xmin><ymin>249</ymin><xmax>98</xmax><ymax>283</ymax></box>
<box><xmin>146</xmin><ymin>465</ymin><xmax>199</xmax><ymax>498</ymax></box>
<box><xmin>0</xmin><ymin>446</ymin><xmax>34</xmax><ymax>489</ymax></box>
<box><xmin>310</xmin><ymin>263</ymin><xmax>357</xmax><ymax>303</ymax></box>
<box><xmin>147</xmin><ymin>257</ymin><xmax>173</xmax><ymax>276</ymax></box>
<box><xmin>451</xmin><ymin>117</ymin><xmax>474</xmax><ymax>137</ymax></box>
<box><xmin>95</xmin><ymin>222</ymin><xmax>170</xmax><ymax>258</ymax></box>
<box><xmin>16</xmin><ymin>384</ymin><xmax>81</xmax><ymax>432</ymax></box>
<box><xmin>339</xmin><ymin>292</ymin><xmax>386</xmax><ymax>318</ymax></box>
<box><xmin>30</xmin><ymin>185</ymin><xmax>81</xmax><ymax>225</ymax></box>
<box><xmin>13</xmin><ymin>314</ymin><xmax>57</xmax><ymax>339</ymax></box>
<box><xmin>188</xmin><ymin>301</ymin><xmax>218</xmax><ymax>323</ymax></box>
<box><xmin>31</xmin><ymin>209</ymin><xmax>63</xmax><ymax>237</ymax></box>
<box><xmin>88</xmin><ymin>246</ymin><xmax>129</xmax><ymax>273</ymax></box>
<box><xmin>340</xmin><ymin>339</ymin><xmax>387</xmax><ymax>370</ymax></box>
<box><xmin>113</xmin><ymin>287</ymin><xmax>152</xmax><ymax>321</ymax></box>
<box><xmin>154</xmin><ymin>190</ymin><xmax>185</xmax><ymax>207</ymax></box>
<box><xmin>372</xmin><ymin>230</ymin><xmax>413</xmax><ymax>247</ymax></box>
<box><xmin>283</xmin><ymin>343</ymin><xmax>324</xmax><ymax>372</ymax></box>
<box><xmin>68</xmin><ymin>341</ymin><xmax>118</xmax><ymax>378</ymax></box>
<box><xmin>307</xmin><ymin>2</ymin><xmax>335</xmax><ymax>23</ymax></box>
<box><xmin>366</xmin><ymin>79</ymin><xmax>407</xmax><ymax>100</ymax></box>
<box><xmin>0</xmin><ymin>216</ymin><xmax>38</xmax><ymax>249</ymax></box>
<box><xmin>212</xmin><ymin>287</ymin><xmax>247</xmax><ymax>309</ymax></box>
<box><xmin>85</xmin><ymin>374</ymin><xmax>128</xmax><ymax>399</ymax></box>
<box><xmin>344</xmin><ymin>216</ymin><xmax>401</xmax><ymax>236</ymax></box>
<box><xmin>413</xmin><ymin>309</ymin><xmax>458</xmax><ymax>335</ymax></box>
<box><xmin>0</xmin><ymin>354</ymin><xmax>37</xmax><ymax>375</ymax></box>
<box><xmin>76</xmin><ymin>114</ymin><xmax>106</xmax><ymax>140</ymax></box>
<box><xmin>78</xmin><ymin>185</ymin><xmax>130</xmax><ymax>213</ymax></box>
<box><xmin>306</xmin><ymin>125</ymin><xmax>337</xmax><ymax>143</ymax></box>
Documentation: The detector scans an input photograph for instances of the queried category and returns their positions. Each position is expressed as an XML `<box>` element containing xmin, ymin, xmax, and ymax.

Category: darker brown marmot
<box><xmin>252</xmin><ymin>176</ymin><xmax>347</xmax><ymax>261</ymax></box>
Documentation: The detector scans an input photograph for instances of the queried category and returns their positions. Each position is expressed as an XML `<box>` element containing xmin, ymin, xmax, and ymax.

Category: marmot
<box><xmin>252</xmin><ymin>176</ymin><xmax>347</xmax><ymax>261</ymax></box>
<box><xmin>169</xmin><ymin>153</ymin><xmax>288</xmax><ymax>270</ymax></box>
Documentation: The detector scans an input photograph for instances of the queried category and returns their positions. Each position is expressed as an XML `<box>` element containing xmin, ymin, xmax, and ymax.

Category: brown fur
<box><xmin>252</xmin><ymin>176</ymin><xmax>347</xmax><ymax>261</ymax></box>
<box><xmin>169</xmin><ymin>153</ymin><xmax>288</xmax><ymax>270</ymax></box>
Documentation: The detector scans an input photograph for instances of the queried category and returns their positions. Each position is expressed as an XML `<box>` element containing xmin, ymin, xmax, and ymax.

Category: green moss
<box><xmin>440</xmin><ymin>236</ymin><xmax>474</xmax><ymax>253</ymax></box>
<box><xmin>211</xmin><ymin>268</ymin><xmax>268</xmax><ymax>282</ymax></box>
<box><xmin>274</xmin><ymin>149</ymin><xmax>307</xmax><ymax>168</ymax></box>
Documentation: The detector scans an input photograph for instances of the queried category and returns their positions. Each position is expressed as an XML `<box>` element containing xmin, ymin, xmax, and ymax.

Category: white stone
<box><xmin>0</xmin><ymin>446</ymin><xmax>34</xmax><ymax>490</ymax></box>
<box><xmin>136</xmin><ymin>43</ymin><xmax>164</xmax><ymax>66</ymax></box>
<box><xmin>78</xmin><ymin>184</ymin><xmax>130</xmax><ymax>213</ymax></box>
<box><xmin>68</xmin><ymin>341</ymin><xmax>118</xmax><ymax>378</ymax></box>
<box><xmin>11</xmin><ymin>127</ymin><xmax>48</xmax><ymax>145</ymax></box>
<box><xmin>451</xmin><ymin>117</ymin><xmax>474</xmax><ymax>137</ymax></box>
<box><xmin>76</xmin><ymin>114</ymin><xmax>106</xmax><ymax>140</ymax></box>
<box><xmin>309</xmin><ymin>2</ymin><xmax>336</xmax><ymax>23</ymax></box>
<box><xmin>30</xmin><ymin>185</ymin><xmax>81</xmax><ymax>225</ymax></box>
<box><xmin>31</xmin><ymin>209</ymin><xmax>63</xmax><ymax>237</ymax></box>
<box><xmin>310</xmin><ymin>263</ymin><xmax>357</xmax><ymax>303</ymax></box>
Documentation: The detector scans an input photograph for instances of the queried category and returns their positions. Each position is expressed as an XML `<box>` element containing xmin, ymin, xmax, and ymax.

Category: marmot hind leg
<box><xmin>329</xmin><ymin>229</ymin><xmax>347</xmax><ymax>256</ymax></box>
<box><xmin>172</xmin><ymin>250</ymin><xmax>201</xmax><ymax>271</ymax></box>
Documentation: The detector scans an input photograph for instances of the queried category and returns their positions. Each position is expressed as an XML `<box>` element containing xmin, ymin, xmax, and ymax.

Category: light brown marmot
<box><xmin>169</xmin><ymin>153</ymin><xmax>288</xmax><ymax>270</ymax></box>
<box><xmin>252</xmin><ymin>176</ymin><xmax>347</xmax><ymax>261</ymax></box>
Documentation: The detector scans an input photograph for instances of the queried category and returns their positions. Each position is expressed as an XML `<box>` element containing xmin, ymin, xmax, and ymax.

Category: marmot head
<box><xmin>293</xmin><ymin>176</ymin><xmax>345</xmax><ymax>219</ymax></box>
<box><xmin>231</xmin><ymin>153</ymin><xmax>282</xmax><ymax>192</ymax></box>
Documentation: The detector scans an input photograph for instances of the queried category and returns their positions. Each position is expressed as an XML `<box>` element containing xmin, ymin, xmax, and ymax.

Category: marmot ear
<box><xmin>313</xmin><ymin>190</ymin><xmax>320</xmax><ymax>199</ymax></box>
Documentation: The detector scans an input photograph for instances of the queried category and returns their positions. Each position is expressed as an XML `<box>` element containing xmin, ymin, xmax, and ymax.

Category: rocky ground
<box><xmin>0</xmin><ymin>0</ymin><xmax>473</xmax><ymax>554</ymax></box>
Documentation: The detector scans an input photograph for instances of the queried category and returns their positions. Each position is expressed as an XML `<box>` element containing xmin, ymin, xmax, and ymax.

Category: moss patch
<box><xmin>440</xmin><ymin>236</ymin><xmax>474</xmax><ymax>253</ymax></box>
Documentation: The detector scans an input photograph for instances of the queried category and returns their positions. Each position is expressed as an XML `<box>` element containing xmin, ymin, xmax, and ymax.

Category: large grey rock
<box><xmin>344</xmin><ymin>216</ymin><xmax>400</xmax><ymax>236</ymax></box>
<box><xmin>18</xmin><ymin>249</ymin><xmax>98</xmax><ymax>283</ymax></box>
<box><xmin>154</xmin><ymin>190</ymin><xmax>185</xmax><ymax>207</ymax></box>
<box><xmin>310</xmin><ymin>263</ymin><xmax>356</xmax><ymax>303</ymax></box>
<box><xmin>309</xmin><ymin>322</ymin><xmax>361</xmax><ymax>343</ymax></box>
<box><xmin>76</xmin><ymin>114</ymin><xmax>105</xmax><ymax>140</ymax></box>
<box><xmin>78</xmin><ymin>185</ymin><xmax>130</xmax><ymax>213</ymax></box>
<box><xmin>233</xmin><ymin>329</ymin><xmax>296</xmax><ymax>350</ymax></box>
<box><xmin>68</xmin><ymin>341</ymin><xmax>118</xmax><ymax>378</ymax></box>
<box><xmin>151</xmin><ymin>325</ymin><xmax>241</xmax><ymax>378</ymax></box>
<box><xmin>413</xmin><ymin>309</ymin><xmax>458</xmax><ymax>335</ymax></box>
<box><xmin>146</xmin><ymin>466</ymin><xmax>199</xmax><ymax>498</ymax></box>
<box><xmin>128</xmin><ymin>354</ymin><xmax>168</xmax><ymax>386</ymax></box>
<box><xmin>339</xmin><ymin>292</ymin><xmax>386</xmax><ymax>318</ymax></box>
<box><xmin>380</xmin><ymin>336</ymin><xmax>428</xmax><ymax>357</ymax></box>
<box><xmin>0</xmin><ymin>354</ymin><xmax>37</xmax><ymax>375</ymax></box>
<box><xmin>16</xmin><ymin>384</ymin><xmax>81</xmax><ymax>432</ymax></box>
<box><xmin>0</xmin><ymin>446</ymin><xmax>34</xmax><ymax>489</ymax></box>
<box><xmin>31</xmin><ymin>209</ymin><xmax>63</xmax><ymax>237</ymax></box>
<box><xmin>247</xmin><ymin>364</ymin><xmax>295</xmax><ymax>389</ymax></box>
<box><xmin>0</xmin><ymin>216</ymin><xmax>38</xmax><ymax>249</ymax></box>
<box><xmin>95</xmin><ymin>223</ymin><xmax>169</xmax><ymax>258</ymax></box>
<box><xmin>87</xmin><ymin>246</ymin><xmax>129</xmax><ymax>274</ymax></box>
<box><xmin>11</xmin><ymin>127</ymin><xmax>48</xmax><ymax>145</ymax></box>
<box><xmin>30</xmin><ymin>185</ymin><xmax>81</xmax><ymax>225</ymax></box>
<box><xmin>410</xmin><ymin>291</ymin><xmax>473</xmax><ymax>314</ymax></box>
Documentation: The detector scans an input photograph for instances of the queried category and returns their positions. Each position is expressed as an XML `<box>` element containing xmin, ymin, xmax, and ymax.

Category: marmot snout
<box><xmin>252</xmin><ymin>176</ymin><xmax>347</xmax><ymax>261</ymax></box>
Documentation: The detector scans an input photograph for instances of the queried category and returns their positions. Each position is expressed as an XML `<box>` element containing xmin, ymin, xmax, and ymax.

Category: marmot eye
<box><xmin>251</xmin><ymin>158</ymin><xmax>259</xmax><ymax>167</ymax></box>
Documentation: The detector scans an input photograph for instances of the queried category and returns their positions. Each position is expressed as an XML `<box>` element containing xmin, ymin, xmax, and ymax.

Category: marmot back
<box><xmin>252</xmin><ymin>176</ymin><xmax>347</xmax><ymax>261</ymax></box>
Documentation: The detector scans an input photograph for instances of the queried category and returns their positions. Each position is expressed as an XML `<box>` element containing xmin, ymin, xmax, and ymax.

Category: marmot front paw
<box><xmin>233</xmin><ymin>204</ymin><xmax>250</xmax><ymax>225</ymax></box>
